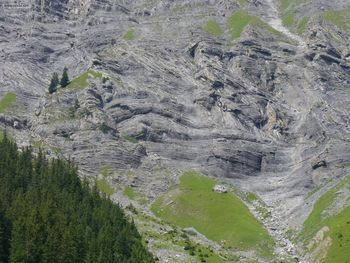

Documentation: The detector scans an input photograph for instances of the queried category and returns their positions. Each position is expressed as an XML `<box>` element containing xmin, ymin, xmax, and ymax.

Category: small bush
<box><xmin>99</xmin><ymin>122</ymin><xmax>112</xmax><ymax>134</ymax></box>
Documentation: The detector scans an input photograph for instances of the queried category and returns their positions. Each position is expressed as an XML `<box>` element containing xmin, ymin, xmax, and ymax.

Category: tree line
<box><xmin>0</xmin><ymin>134</ymin><xmax>155</xmax><ymax>263</ymax></box>
<box><xmin>49</xmin><ymin>67</ymin><xmax>70</xmax><ymax>94</ymax></box>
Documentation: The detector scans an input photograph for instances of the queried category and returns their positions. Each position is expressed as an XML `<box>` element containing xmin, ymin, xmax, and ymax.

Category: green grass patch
<box><xmin>66</xmin><ymin>70</ymin><xmax>103</xmax><ymax>89</ymax></box>
<box><xmin>301</xmin><ymin>176</ymin><xmax>350</xmax><ymax>240</ymax></box>
<box><xmin>238</xmin><ymin>0</ymin><xmax>246</xmax><ymax>7</ymax></box>
<box><xmin>123</xmin><ymin>135</ymin><xmax>138</xmax><ymax>144</ymax></box>
<box><xmin>124</xmin><ymin>186</ymin><xmax>136</xmax><ymax>200</ymax></box>
<box><xmin>123</xmin><ymin>29</ymin><xmax>135</xmax><ymax>40</ymax></box>
<box><xmin>0</xmin><ymin>92</ymin><xmax>16</xmax><ymax>113</ymax></box>
<box><xmin>322</xmin><ymin>205</ymin><xmax>350</xmax><ymax>263</ymax></box>
<box><xmin>96</xmin><ymin>179</ymin><xmax>116</xmax><ymax>196</ymax></box>
<box><xmin>323</xmin><ymin>7</ymin><xmax>350</xmax><ymax>32</ymax></box>
<box><xmin>280</xmin><ymin>0</ymin><xmax>292</xmax><ymax>11</ymax></box>
<box><xmin>203</xmin><ymin>20</ymin><xmax>223</xmax><ymax>36</ymax></box>
<box><xmin>282</xmin><ymin>12</ymin><xmax>309</xmax><ymax>35</ymax></box>
<box><xmin>124</xmin><ymin>186</ymin><xmax>148</xmax><ymax>205</ymax></box>
<box><xmin>0</xmin><ymin>131</ymin><xmax>4</xmax><ymax>141</ymax></box>
<box><xmin>227</xmin><ymin>10</ymin><xmax>254</xmax><ymax>40</ymax></box>
<box><xmin>300</xmin><ymin>175</ymin><xmax>350</xmax><ymax>261</ymax></box>
<box><xmin>227</xmin><ymin>10</ymin><xmax>282</xmax><ymax>40</ymax></box>
<box><xmin>100</xmin><ymin>164</ymin><xmax>113</xmax><ymax>178</ymax></box>
<box><xmin>246</xmin><ymin>192</ymin><xmax>258</xmax><ymax>203</ymax></box>
<box><xmin>282</xmin><ymin>11</ymin><xmax>295</xmax><ymax>27</ymax></box>
<box><xmin>297</xmin><ymin>16</ymin><xmax>309</xmax><ymax>34</ymax></box>
<box><xmin>279</xmin><ymin>0</ymin><xmax>304</xmax><ymax>12</ymax></box>
<box><xmin>280</xmin><ymin>0</ymin><xmax>310</xmax><ymax>34</ymax></box>
<box><xmin>151</xmin><ymin>171</ymin><xmax>274</xmax><ymax>257</ymax></box>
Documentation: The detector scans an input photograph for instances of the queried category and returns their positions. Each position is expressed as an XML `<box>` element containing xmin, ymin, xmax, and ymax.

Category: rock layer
<box><xmin>1</xmin><ymin>0</ymin><xmax>350</xmax><ymax>261</ymax></box>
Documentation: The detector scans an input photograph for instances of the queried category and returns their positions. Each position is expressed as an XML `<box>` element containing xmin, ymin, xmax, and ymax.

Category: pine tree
<box><xmin>48</xmin><ymin>72</ymin><xmax>59</xmax><ymax>94</ymax></box>
<box><xmin>60</xmin><ymin>67</ymin><xmax>70</xmax><ymax>88</ymax></box>
<box><xmin>0</xmin><ymin>137</ymin><xmax>155</xmax><ymax>263</ymax></box>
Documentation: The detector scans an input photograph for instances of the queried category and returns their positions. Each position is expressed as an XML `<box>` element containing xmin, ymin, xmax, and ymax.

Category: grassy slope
<box><xmin>281</xmin><ymin>2</ymin><xmax>350</xmax><ymax>34</ymax></box>
<box><xmin>323</xmin><ymin>205</ymin><xmax>350</xmax><ymax>263</ymax></box>
<box><xmin>0</xmin><ymin>92</ymin><xmax>16</xmax><ymax>113</ymax></box>
<box><xmin>66</xmin><ymin>70</ymin><xmax>102</xmax><ymax>89</ymax></box>
<box><xmin>301</xmin><ymin>175</ymin><xmax>350</xmax><ymax>262</ymax></box>
<box><xmin>323</xmin><ymin>7</ymin><xmax>350</xmax><ymax>32</ymax></box>
<box><xmin>151</xmin><ymin>171</ymin><xmax>274</xmax><ymax>257</ymax></box>
<box><xmin>297</xmin><ymin>16</ymin><xmax>309</xmax><ymax>35</ymax></box>
<box><xmin>203</xmin><ymin>20</ymin><xmax>223</xmax><ymax>37</ymax></box>
<box><xmin>227</xmin><ymin>11</ymin><xmax>282</xmax><ymax>40</ymax></box>
<box><xmin>280</xmin><ymin>0</ymin><xmax>309</xmax><ymax>34</ymax></box>
<box><xmin>227</xmin><ymin>10</ymin><xmax>253</xmax><ymax>40</ymax></box>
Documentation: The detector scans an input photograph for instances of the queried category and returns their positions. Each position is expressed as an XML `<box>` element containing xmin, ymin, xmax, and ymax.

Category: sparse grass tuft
<box><xmin>123</xmin><ymin>29</ymin><xmax>135</xmax><ymax>40</ymax></box>
<box><xmin>282</xmin><ymin>11</ymin><xmax>295</xmax><ymax>27</ymax></box>
<box><xmin>0</xmin><ymin>92</ymin><xmax>16</xmax><ymax>113</ymax></box>
<box><xmin>96</xmin><ymin>179</ymin><xmax>116</xmax><ymax>196</ymax></box>
<box><xmin>123</xmin><ymin>135</ymin><xmax>138</xmax><ymax>144</ymax></box>
<box><xmin>238</xmin><ymin>0</ymin><xmax>246</xmax><ymax>7</ymax></box>
<box><xmin>203</xmin><ymin>20</ymin><xmax>223</xmax><ymax>36</ymax></box>
<box><xmin>246</xmin><ymin>192</ymin><xmax>258</xmax><ymax>203</ymax></box>
<box><xmin>100</xmin><ymin>164</ymin><xmax>113</xmax><ymax>178</ymax></box>
<box><xmin>297</xmin><ymin>16</ymin><xmax>309</xmax><ymax>35</ymax></box>
<box><xmin>279</xmin><ymin>0</ymin><xmax>310</xmax><ymax>34</ymax></box>
<box><xmin>124</xmin><ymin>186</ymin><xmax>136</xmax><ymax>200</ymax></box>
<box><xmin>280</xmin><ymin>0</ymin><xmax>293</xmax><ymax>11</ymax></box>
<box><xmin>151</xmin><ymin>171</ymin><xmax>274</xmax><ymax>258</ymax></box>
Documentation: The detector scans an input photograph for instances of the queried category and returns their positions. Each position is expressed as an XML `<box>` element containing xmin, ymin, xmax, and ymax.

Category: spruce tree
<box><xmin>0</xmin><ymin>137</ymin><xmax>155</xmax><ymax>263</ymax></box>
<box><xmin>48</xmin><ymin>72</ymin><xmax>59</xmax><ymax>94</ymax></box>
<box><xmin>60</xmin><ymin>67</ymin><xmax>70</xmax><ymax>88</ymax></box>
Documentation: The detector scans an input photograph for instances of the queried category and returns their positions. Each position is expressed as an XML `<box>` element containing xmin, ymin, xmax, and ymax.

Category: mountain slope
<box><xmin>1</xmin><ymin>0</ymin><xmax>350</xmax><ymax>262</ymax></box>
<box><xmin>0</xmin><ymin>134</ymin><xmax>154</xmax><ymax>263</ymax></box>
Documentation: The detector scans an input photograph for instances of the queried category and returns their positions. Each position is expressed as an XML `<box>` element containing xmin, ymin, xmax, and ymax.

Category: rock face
<box><xmin>1</xmin><ymin>0</ymin><xmax>350</xmax><ymax>261</ymax></box>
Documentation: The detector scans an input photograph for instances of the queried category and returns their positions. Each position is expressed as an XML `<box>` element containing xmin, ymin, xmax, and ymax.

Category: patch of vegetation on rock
<box><xmin>123</xmin><ymin>135</ymin><xmax>139</xmax><ymax>144</ymax></box>
<box><xmin>279</xmin><ymin>0</ymin><xmax>310</xmax><ymax>34</ymax></box>
<box><xmin>300</xmin><ymin>175</ymin><xmax>350</xmax><ymax>262</ymax></box>
<box><xmin>96</xmin><ymin>178</ymin><xmax>116</xmax><ymax>196</ymax></box>
<box><xmin>151</xmin><ymin>171</ymin><xmax>275</xmax><ymax>258</ymax></box>
<box><xmin>203</xmin><ymin>20</ymin><xmax>223</xmax><ymax>37</ymax></box>
<box><xmin>297</xmin><ymin>16</ymin><xmax>309</xmax><ymax>35</ymax></box>
<box><xmin>124</xmin><ymin>186</ymin><xmax>136</xmax><ymax>200</ymax></box>
<box><xmin>124</xmin><ymin>29</ymin><xmax>135</xmax><ymax>40</ymax></box>
<box><xmin>323</xmin><ymin>7</ymin><xmax>350</xmax><ymax>32</ymax></box>
<box><xmin>227</xmin><ymin>10</ymin><xmax>282</xmax><ymax>40</ymax></box>
<box><xmin>227</xmin><ymin>10</ymin><xmax>254</xmax><ymax>40</ymax></box>
<box><xmin>66</xmin><ymin>69</ymin><xmax>103</xmax><ymax>89</ymax></box>
<box><xmin>0</xmin><ymin>92</ymin><xmax>16</xmax><ymax>113</ymax></box>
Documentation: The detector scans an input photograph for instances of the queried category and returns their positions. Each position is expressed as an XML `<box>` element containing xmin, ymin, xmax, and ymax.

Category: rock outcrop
<box><xmin>1</xmin><ymin>0</ymin><xmax>350</xmax><ymax>261</ymax></box>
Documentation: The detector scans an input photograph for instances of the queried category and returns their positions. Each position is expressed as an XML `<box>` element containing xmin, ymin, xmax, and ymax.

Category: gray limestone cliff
<box><xmin>1</xmin><ymin>0</ymin><xmax>350</xmax><ymax>262</ymax></box>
